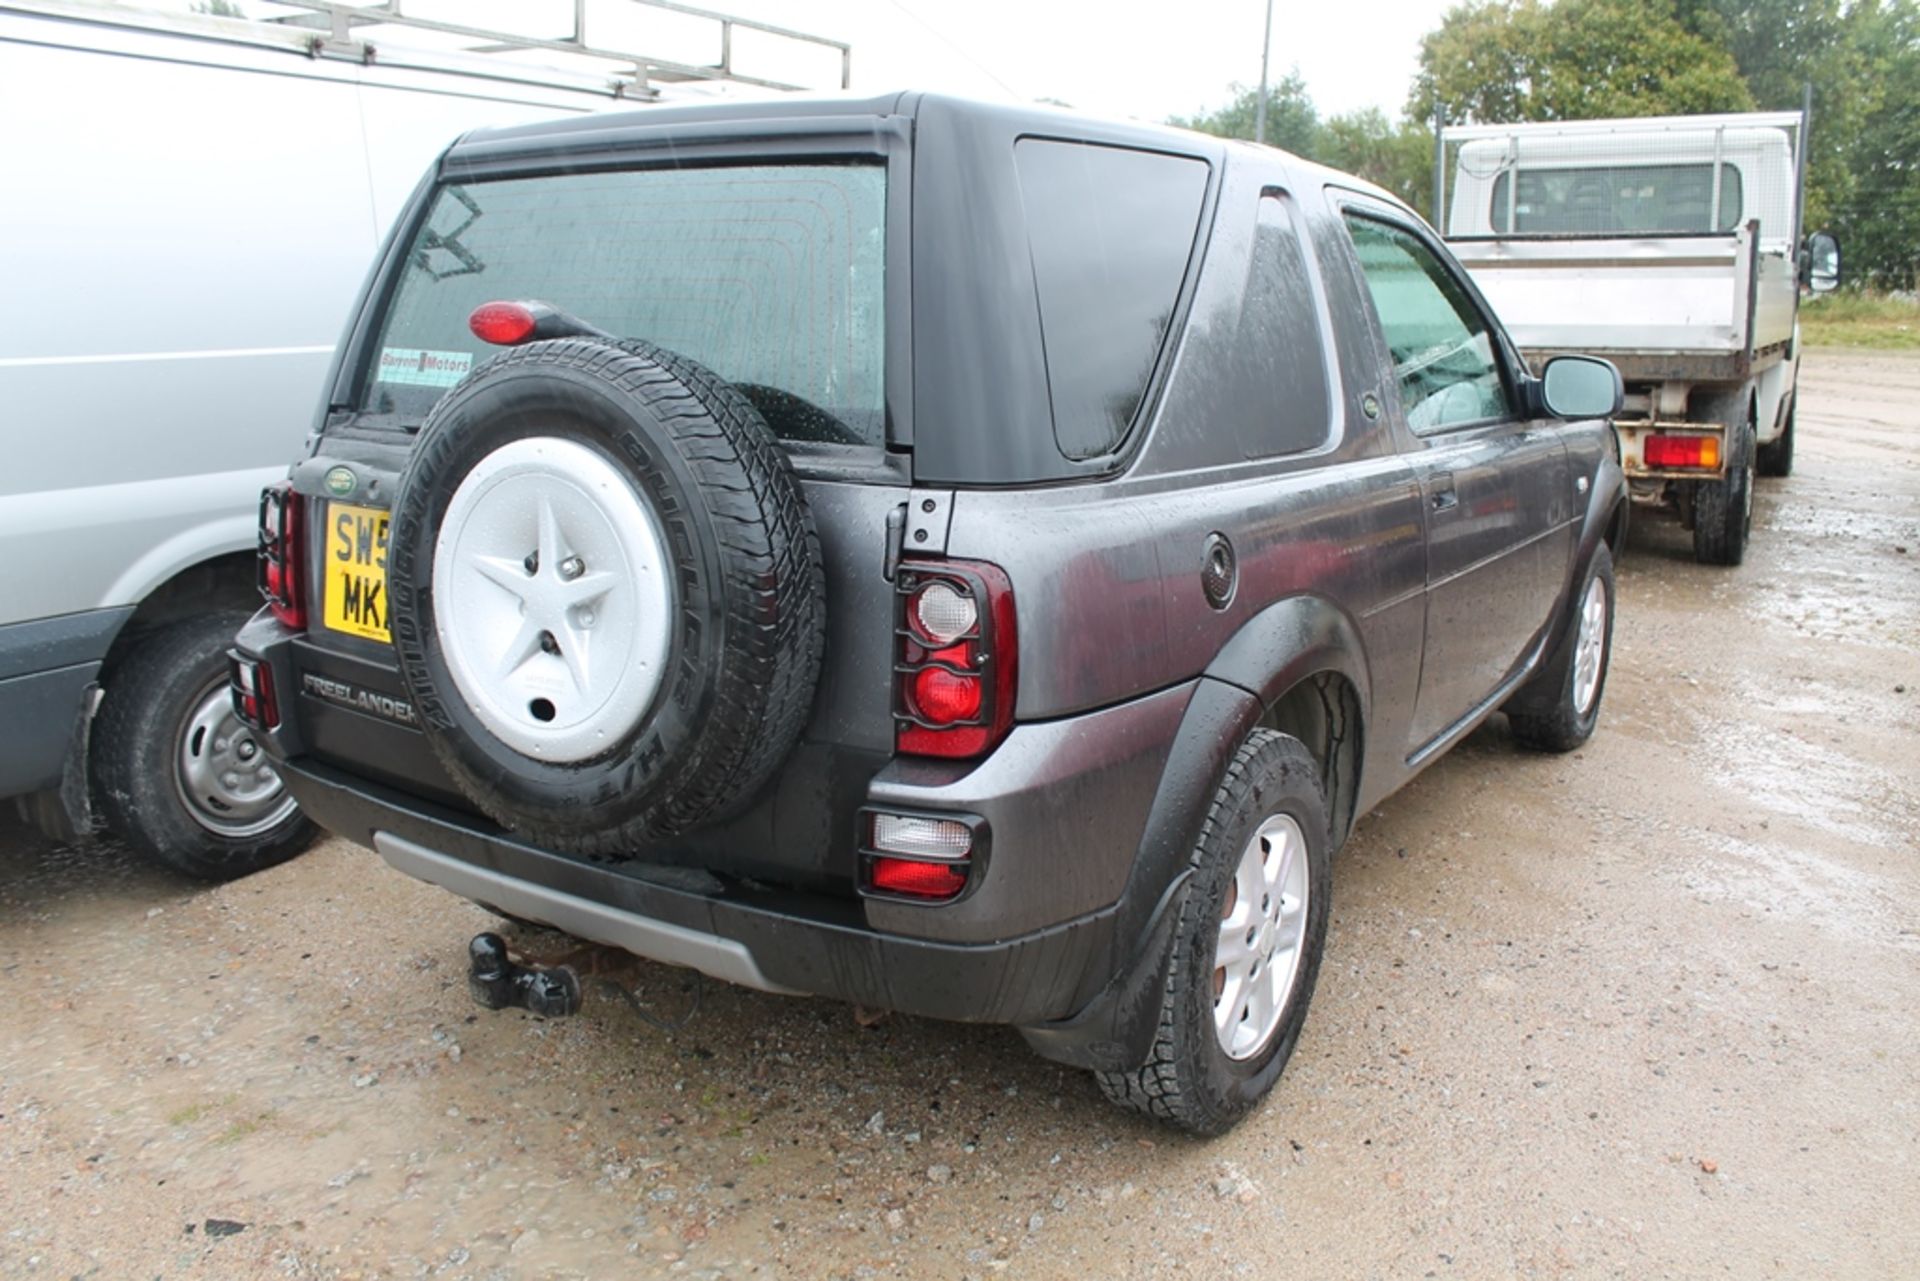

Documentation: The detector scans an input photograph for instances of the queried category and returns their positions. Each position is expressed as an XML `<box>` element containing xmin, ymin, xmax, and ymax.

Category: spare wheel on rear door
<box><xmin>386</xmin><ymin>337</ymin><xmax>825</xmax><ymax>855</ymax></box>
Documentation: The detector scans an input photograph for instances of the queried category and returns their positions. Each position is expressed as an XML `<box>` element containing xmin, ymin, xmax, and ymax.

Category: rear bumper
<box><xmin>280</xmin><ymin>757</ymin><xmax>1120</xmax><ymax>1028</ymax></box>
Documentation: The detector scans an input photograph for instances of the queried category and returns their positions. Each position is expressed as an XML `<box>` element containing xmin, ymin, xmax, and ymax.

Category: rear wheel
<box><xmin>1693</xmin><ymin>401</ymin><xmax>1755</xmax><ymax>566</ymax></box>
<box><xmin>1756</xmin><ymin>391</ymin><xmax>1795</xmax><ymax>478</ymax></box>
<box><xmin>92</xmin><ymin>612</ymin><xmax>315</xmax><ymax>880</ymax></box>
<box><xmin>1096</xmin><ymin>731</ymin><xmax>1331</xmax><ymax>1136</ymax></box>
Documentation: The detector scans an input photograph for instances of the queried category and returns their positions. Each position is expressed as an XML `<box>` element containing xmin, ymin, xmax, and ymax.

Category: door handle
<box><xmin>1429</xmin><ymin>471</ymin><xmax>1458</xmax><ymax>513</ymax></box>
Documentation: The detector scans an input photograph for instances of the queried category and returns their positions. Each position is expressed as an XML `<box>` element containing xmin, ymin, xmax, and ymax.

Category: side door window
<box><xmin>1342</xmin><ymin>213</ymin><xmax>1514</xmax><ymax>434</ymax></box>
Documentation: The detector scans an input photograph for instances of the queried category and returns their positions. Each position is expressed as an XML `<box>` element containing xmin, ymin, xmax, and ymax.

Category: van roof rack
<box><xmin>261</xmin><ymin>0</ymin><xmax>851</xmax><ymax>99</ymax></box>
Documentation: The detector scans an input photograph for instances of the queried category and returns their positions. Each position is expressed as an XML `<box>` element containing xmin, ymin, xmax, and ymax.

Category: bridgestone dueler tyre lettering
<box><xmin>1095</xmin><ymin>730</ymin><xmax>1332</xmax><ymax>1136</ymax></box>
<box><xmin>386</xmin><ymin>338</ymin><xmax>825</xmax><ymax>855</ymax></box>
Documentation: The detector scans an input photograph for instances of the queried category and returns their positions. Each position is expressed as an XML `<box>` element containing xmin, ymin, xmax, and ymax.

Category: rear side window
<box><xmin>1013</xmin><ymin>140</ymin><xmax>1208</xmax><ymax>459</ymax></box>
<box><xmin>363</xmin><ymin>164</ymin><xmax>886</xmax><ymax>445</ymax></box>
<box><xmin>1242</xmin><ymin>193</ymin><xmax>1332</xmax><ymax>457</ymax></box>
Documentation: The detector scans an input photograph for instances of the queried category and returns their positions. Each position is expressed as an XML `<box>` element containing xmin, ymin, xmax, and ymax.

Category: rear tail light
<box><xmin>860</xmin><ymin>809</ymin><xmax>983</xmax><ymax>902</ymax></box>
<box><xmin>1643</xmin><ymin>433</ymin><xmax>1721</xmax><ymax>470</ymax></box>
<box><xmin>894</xmin><ymin>560</ymin><xmax>1016</xmax><ymax>759</ymax></box>
<box><xmin>257</xmin><ymin>482</ymin><xmax>306</xmax><ymax>629</ymax></box>
<box><xmin>230</xmin><ymin>651</ymin><xmax>279</xmax><ymax>729</ymax></box>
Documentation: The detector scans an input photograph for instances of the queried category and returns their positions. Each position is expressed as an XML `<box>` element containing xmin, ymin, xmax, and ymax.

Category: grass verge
<box><xmin>1800</xmin><ymin>291</ymin><xmax>1920</xmax><ymax>350</ymax></box>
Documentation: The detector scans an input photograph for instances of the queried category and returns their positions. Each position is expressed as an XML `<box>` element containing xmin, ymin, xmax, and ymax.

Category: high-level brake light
<box><xmin>469</xmin><ymin>301</ymin><xmax>538</xmax><ymax>346</ymax></box>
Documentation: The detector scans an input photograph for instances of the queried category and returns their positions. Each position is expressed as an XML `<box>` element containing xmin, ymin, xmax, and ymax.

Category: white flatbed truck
<box><xmin>1441</xmin><ymin>112</ymin><xmax>1840</xmax><ymax>565</ymax></box>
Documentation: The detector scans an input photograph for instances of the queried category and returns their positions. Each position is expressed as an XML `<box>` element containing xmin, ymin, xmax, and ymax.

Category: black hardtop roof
<box><xmin>445</xmin><ymin>88</ymin><xmax>1229</xmax><ymax>165</ymax></box>
<box><xmin>439</xmin><ymin>88</ymin><xmax>1407</xmax><ymax>215</ymax></box>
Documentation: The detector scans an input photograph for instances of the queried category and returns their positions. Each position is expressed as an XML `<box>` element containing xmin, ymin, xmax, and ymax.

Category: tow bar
<box><xmin>466</xmin><ymin>932</ymin><xmax>581</xmax><ymax>1018</ymax></box>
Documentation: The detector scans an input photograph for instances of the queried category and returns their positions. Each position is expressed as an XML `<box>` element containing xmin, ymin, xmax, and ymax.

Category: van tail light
<box><xmin>257</xmin><ymin>482</ymin><xmax>307</xmax><ymax>629</ymax></box>
<box><xmin>230</xmin><ymin>651</ymin><xmax>280</xmax><ymax>730</ymax></box>
<box><xmin>894</xmin><ymin>560</ymin><xmax>1016</xmax><ymax>759</ymax></box>
<box><xmin>1643</xmin><ymin>433</ymin><xmax>1721</xmax><ymax>470</ymax></box>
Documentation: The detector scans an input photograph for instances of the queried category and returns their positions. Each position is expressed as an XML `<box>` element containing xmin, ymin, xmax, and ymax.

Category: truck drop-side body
<box><xmin>1441</xmin><ymin>113</ymin><xmax>1818</xmax><ymax>561</ymax></box>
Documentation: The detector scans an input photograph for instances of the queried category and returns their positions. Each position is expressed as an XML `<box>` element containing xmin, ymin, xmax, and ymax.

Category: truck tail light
<box><xmin>860</xmin><ymin>810</ymin><xmax>983</xmax><ymax>902</ymax></box>
<box><xmin>258</xmin><ymin>482</ymin><xmax>306</xmax><ymax>629</ymax></box>
<box><xmin>893</xmin><ymin>560</ymin><xmax>1016</xmax><ymax>759</ymax></box>
<box><xmin>1644</xmin><ymin>433</ymin><xmax>1721</xmax><ymax>470</ymax></box>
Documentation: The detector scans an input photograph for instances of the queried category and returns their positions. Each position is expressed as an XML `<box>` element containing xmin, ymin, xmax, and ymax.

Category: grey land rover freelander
<box><xmin>232</xmin><ymin>91</ymin><xmax>1628</xmax><ymax>1134</ymax></box>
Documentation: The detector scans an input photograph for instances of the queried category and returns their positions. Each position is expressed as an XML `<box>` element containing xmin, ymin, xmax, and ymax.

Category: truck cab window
<box><xmin>1343</xmin><ymin>213</ymin><xmax>1512</xmax><ymax>433</ymax></box>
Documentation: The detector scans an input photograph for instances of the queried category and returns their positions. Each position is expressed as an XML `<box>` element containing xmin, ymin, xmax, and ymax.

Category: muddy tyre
<box><xmin>386</xmin><ymin>338</ymin><xmax>824</xmax><ymax>856</ymax></box>
<box><xmin>1506</xmin><ymin>544</ymin><xmax>1615</xmax><ymax>753</ymax></box>
<box><xmin>1756</xmin><ymin>392</ymin><xmax>1795</xmax><ymax>478</ymax></box>
<box><xmin>1096</xmin><ymin>731</ymin><xmax>1331</xmax><ymax>1136</ymax></box>
<box><xmin>1693</xmin><ymin>398</ymin><xmax>1755</xmax><ymax>566</ymax></box>
<box><xmin>91</xmin><ymin>611</ymin><xmax>316</xmax><ymax>880</ymax></box>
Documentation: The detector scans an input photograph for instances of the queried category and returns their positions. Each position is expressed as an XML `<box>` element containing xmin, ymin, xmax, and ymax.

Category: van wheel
<box><xmin>1506</xmin><ymin>544</ymin><xmax>1614</xmax><ymax>752</ymax></box>
<box><xmin>91</xmin><ymin>612</ymin><xmax>316</xmax><ymax>881</ymax></box>
<box><xmin>1095</xmin><ymin>730</ymin><xmax>1331</xmax><ymax>1136</ymax></box>
<box><xmin>1756</xmin><ymin>392</ymin><xmax>1795</xmax><ymax>478</ymax></box>
<box><xmin>1693</xmin><ymin>406</ymin><xmax>1754</xmax><ymax>565</ymax></box>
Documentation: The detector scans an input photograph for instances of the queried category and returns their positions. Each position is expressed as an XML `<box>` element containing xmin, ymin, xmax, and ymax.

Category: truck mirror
<box><xmin>1806</xmin><ymin>232</ymin><xmax>1841</xmax><ymax>293</ymax></box>
<box><xmin>1540</xmin><ymin>357</ymin><xmax>1623</xmax><ymax>420</ymax></box>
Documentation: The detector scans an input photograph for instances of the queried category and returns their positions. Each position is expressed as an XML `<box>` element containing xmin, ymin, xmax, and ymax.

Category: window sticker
<box><xmin>376</xmin><ymin>347</ymin><xmax>473</xmax><ymax>388</ymax></box>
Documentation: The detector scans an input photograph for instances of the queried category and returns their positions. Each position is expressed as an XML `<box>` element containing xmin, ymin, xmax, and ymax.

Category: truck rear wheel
<box><xmin>1693</xmin><ymin>402</ymin><xmax>1754</xmax><ymax>566</ymax></box>
<box><xmin>1756</xmin><ymin>392</ymin><xmax>1795</xmax><ymax>478</ymax></box>
<box><xmin>1095</xmin><ymin>730</ymin><xmax>1331</xmax><ymax>1136</ymax></box>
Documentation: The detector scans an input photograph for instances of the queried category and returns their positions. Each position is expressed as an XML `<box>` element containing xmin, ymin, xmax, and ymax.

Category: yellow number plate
<box><xmin>322</xmin><ymin>503</ymin><xmax>391</xmax><ymax>643</ymax></box>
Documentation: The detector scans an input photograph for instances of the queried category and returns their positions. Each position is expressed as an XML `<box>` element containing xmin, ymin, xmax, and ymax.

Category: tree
<box><xmin>1315</xmin><ymin>110</ymin><xmax>1435</xmax><ymax>212</ymax></box>
<box><xmin>1171</xmin><ymin>70</ymin><xmax>1320</xmax><ymax>154</ymax></box>
<box><xmin>1830</xmin><ymin>0</ymin><xmax>1920</xmax><ymax>284</ymax></box>
<box><xmin>1410</xmin><ymin>0</ymin><xmax>1753</xmax><ymax>124</ymax></box>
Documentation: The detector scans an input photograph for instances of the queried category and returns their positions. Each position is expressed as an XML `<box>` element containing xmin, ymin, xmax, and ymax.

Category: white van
<box><xmin>0</xmin><ymin>0</ymin><xmax>846</xmax><ymax>876</ymax></box>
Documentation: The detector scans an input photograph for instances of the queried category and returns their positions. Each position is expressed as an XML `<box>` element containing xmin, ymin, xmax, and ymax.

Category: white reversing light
<box><xmin>872</xmin><ymin>813</ymin><xmax>972</xmax><ymax>860</ymax></box>
<box><xmin>913</xmin><ymin>581</ymin><xmax>978</xmax><ymax>645</ymax></box>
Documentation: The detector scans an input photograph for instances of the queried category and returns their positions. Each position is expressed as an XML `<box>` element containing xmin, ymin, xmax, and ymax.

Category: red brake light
<box><xmin>1643</xmin><ymin>433</ymin><xmax>1720</xmax><ymax>470</ymax></box>
<box><xmin>894</xmin><ymin>561</ymin><xmax>1016</xmax><ymax>759</ymax></box>
<box><xmin>469</xmin><ymin>301</ymin><xmax>538</xmax><ymax>346</ymax></box>
<box><xmin>869</xmin><ymin>856</ymin><xmax>969</xmax><ymax>899</ymax></box>
<box><xmin>257</xmin><ymin>482</ymin><xmax>306</xmax><ymax>629</ymax></box>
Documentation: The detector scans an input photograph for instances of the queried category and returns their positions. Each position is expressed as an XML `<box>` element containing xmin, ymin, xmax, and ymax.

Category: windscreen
<box><xmin>362</xmin><ymin>163</ymin><xmax>887</xmax><ymax>445</ymax></box>
<box><xmin>1490</xmin><ymin>163</ymin><xmax>1743</xmax><ymax>235</ymax></box>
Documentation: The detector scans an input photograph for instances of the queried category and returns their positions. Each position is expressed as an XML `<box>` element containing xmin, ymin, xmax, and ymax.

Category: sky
<box><xmin>163</xmin><ymin>0</ymin><xmax>1457</xmax><ymax>124</ymax></box>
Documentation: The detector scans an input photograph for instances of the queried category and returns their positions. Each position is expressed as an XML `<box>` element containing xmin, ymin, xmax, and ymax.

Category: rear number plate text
<box><xmin>323</xmin><ymin>502</ymin><xmax>391</xmax><ymax>642</ymax></box>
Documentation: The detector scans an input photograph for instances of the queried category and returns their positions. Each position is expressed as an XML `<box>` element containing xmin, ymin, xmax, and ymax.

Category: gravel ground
<box><xmin>3</xmin><ymin>349</ymin><xmax>1916</xmax><ymax>1280</ymax></box>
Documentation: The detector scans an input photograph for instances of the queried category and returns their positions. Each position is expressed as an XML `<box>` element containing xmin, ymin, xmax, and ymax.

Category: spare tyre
<box><xmin>386</xmin><ymin>337</ymin><xmax>825</xmax><ymax>855</ymax></box>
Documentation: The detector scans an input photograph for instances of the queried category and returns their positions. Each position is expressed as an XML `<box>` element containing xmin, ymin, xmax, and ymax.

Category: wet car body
<box><xmin>234</xmin><ymin>91</ymin><xmax>1626</xmax><ymax>1082</ymax></box>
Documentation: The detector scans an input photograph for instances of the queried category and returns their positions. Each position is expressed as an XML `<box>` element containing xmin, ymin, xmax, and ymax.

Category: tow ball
<box><xmin>466</xmin><ymin>932</ymin><xmax>581</xmax><ymax>1018</ymax></box>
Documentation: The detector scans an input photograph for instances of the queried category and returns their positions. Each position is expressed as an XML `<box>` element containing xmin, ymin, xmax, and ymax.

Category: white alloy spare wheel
<box><xmin>385</xmin><ymin>338</ymin><xmax>825</xmax><ymax>855</ymax></box>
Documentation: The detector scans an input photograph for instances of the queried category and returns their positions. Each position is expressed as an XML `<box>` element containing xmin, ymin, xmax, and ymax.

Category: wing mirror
<box><xmin>1803</xmin><ymin>231</ymin><xmax>1842</xmax><ymax>293</ymax></box>
<box><xmin>1539</xmin><ymin>356</ymin><xmax>1623</xmax><ymax>420</ymax></box>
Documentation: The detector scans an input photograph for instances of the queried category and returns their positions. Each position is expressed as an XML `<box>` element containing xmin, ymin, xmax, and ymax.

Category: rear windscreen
<box><xmin>362</xmin><ymin>163</ymin><xmax>887</xmax><ymax>445</ymax></box>
<box><xmin>1490</xmin><ymin>163</ymin><xmax>1743</xmax><ymax>235</ymax></box>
